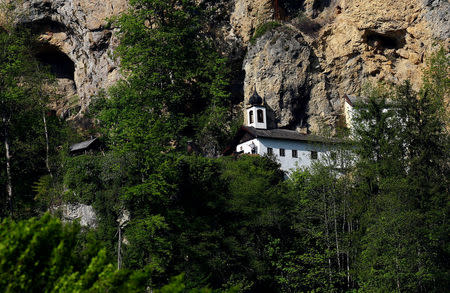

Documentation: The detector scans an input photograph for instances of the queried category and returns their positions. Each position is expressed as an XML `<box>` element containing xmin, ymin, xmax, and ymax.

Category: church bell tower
<box><xmin>246</xmin><ymin>90</ymin><xmax>267</xmax><ymax>130</ymax></box>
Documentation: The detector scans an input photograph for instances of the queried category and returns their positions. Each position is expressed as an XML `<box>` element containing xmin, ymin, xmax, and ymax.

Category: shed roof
<box><xmin>69</xmin><ymin>138</ymin><xmax>99</xmax><ymax>152</ymax></box>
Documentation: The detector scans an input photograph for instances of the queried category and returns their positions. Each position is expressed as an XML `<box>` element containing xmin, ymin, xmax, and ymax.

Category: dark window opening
<box><xmin>292</xmin><ymin>150</ymin><xmax>297</xmax><ymax>158</ymax></box>
<box><xmin>35</xmin><ymin>44</ymin><xmax>75</xmax><ymax>80</ymax></box>
<box><xmin>280</xmin><ymin>148</ymin><xmax>285</xmax><ymax>157</ymax></box>
<box><xmin>257</xmin><ymin>109</ymin><xmax>264</xmax><ymax>123</ymax></box>
<box><xmin>249</xmin><ymin>110</ymin><xmax>254</xmax><ymax>124</ymax></box>
<box><xmin>267</xmin><ymin>147</ymin><xmax>273</xmax><ymax>155</ymax></box>
<box><xmin>330</xmin><ymin>152</ymin><xmax>337</xmax><ymax>160</ymax></box>
<box><xmin>311</xmin><ymin>151</ymin><xmax>318</xmax><ymax>160</ymax></box>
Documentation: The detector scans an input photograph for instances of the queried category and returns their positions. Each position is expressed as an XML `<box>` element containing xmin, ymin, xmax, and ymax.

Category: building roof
<box><xmin>248</xmin><ymin>90</ymin><xmax>263</xmax><ymax>106</ymax></box>
<box><xmin>223</xmin><ymin>126</ymin><xmax>342</xmax><ymax>156</ymax></box>
<box><xmin>69</xmin><ymin>138</ymin><xmax>99</xmax><ymax>152</ymax></box>
<box><xmin>344</xmin><ymin>93</ymin><xmax>397</xmax><ymax>109</ymax></box>
<box><xmin>343</xmin><ymin>94</ymin><xmax>359</xmax><ymax>107</ymax></box>
<box><xmin>243</xmin><ymin>126</ymin><xmax>341</xmax><ymax>143</ymax></box>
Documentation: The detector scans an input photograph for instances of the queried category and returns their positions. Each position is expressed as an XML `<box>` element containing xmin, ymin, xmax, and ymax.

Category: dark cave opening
<box><xmin>312</xmin><ymin>0</ymin><xmax>331</xmax><ymax>16</ymax></box>
<box><xmin>363</xmin><ymin>29</ymin><xmax>406</xmax><ymax>50</ymax></box>
<box><xmin>26</xmin><ymin>18</ymin><xmax>68</xmax><ymax>35</ymax></box>
<box><xmin>35</xmin><ymin>44</ymin><xmax>75</xmax><ymax>80</ymax></box>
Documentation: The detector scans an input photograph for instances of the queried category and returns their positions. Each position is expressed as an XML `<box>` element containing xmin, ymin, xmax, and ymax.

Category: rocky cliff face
<box><xmin>211</xmin><ymin>0</ymin><xmax>449</xmax><ymax>132</ymax></box>
<box><xmin>12</xmin><ymin>0</ymin><xmax>126</xmax><ymax>123</ymax></box>
<box><xmin>5</xmin><ymin>0</ymin><xmax>449</xmax><ymax>132</ymax></box>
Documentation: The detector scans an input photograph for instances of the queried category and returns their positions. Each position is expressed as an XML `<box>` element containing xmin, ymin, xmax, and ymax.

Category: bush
<box><xmin>250</xmin><ymin>21</ymin><xmax>282</xmax><ymax>45</ymax></box>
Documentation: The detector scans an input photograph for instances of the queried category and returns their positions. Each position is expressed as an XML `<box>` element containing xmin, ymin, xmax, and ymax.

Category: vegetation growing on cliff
<box><xmin>48</xmin><ymin>47</ymin><xmax>449</xmax><ymax>292</ymax></box>
<box><xmin>0</xmin><ymin>24</ymin><xmax>74</xmax><ymax>218</ymax></box>
<box><xmin>250</xmin><ymin>21</ymin><xmax>281</xmax><ymax>44</ymax></box>
<box><xmin>94</xmin><ymin>0</ymin><xmax>232</xmax><ymax>161</ymax></box>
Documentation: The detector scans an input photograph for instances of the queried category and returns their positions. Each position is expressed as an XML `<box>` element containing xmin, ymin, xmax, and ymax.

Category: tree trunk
<box><xmin>42</xmin><ymin>111</ymin><xmax>52</xmax><ymax>177</ymax></box>
<box><xmin>343</xmin><ymin>202</ymin><xmax>350</xmax><ymax>288</ymax></box>
<box><xmin>347</xmin><ymin>217</ymin><xmax>352</xmax><ymax>288</ymax></box>
<box><xmin>323</xmin><ymin>191</ymin><xmax>332</xmax><ymax>284</ymax></box>
<box><xmin>333</xmin><ymin>195</ymin><xmax>341</xmax><ymax>270</ymax></box>
<box><xmin>4</xmin><ymin>126</ymin><xmax>13</xmax><ymax>216</ymax></box>
<box><xmin>117</xmin><ymin>225</ymin><xmax>122</xmax><ymax>270</ymax></box>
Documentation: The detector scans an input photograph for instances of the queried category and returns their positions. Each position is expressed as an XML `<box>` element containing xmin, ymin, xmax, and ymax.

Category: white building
<box><xmin>343</xmin><ymin>94</ymin><xmax>358</xmax><ymax>130</ymax></box>
<box><xmin>229</xmin><ymin>91</ymin><xmax>341</xmax><ymax>173</ymax></box>
<box><xmin>343</xmin><ymin>93</ymin><xmax>398</xmax><ymax>135</ymax></box>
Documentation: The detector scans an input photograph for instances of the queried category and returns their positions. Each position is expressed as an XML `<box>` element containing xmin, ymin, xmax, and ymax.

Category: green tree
<box><xmin>353</xmin><ymin>49</ymin><xmax>449</xmax><ymax>291</ymax></box>
<box><xmin>61</xmin><ymin>153</ymin><xmax>287</xmax><ymax>290</ymax></box>
<box><xmin>0</xmin><ymin>214</ymin><xmax>149</xmax><ymax>292</ymax></box>
<box><xmin>277</xmin><ymin>162</ymin><xmax>354</xmax><ymax>292</ymax></box>
<box><xmin>0</xmin><ymin>1</ymin><xmax>75</xmax><ymax>218</ymax></box>
<box><xmin>95</xmin><ymin>0</ymin><xmax>231</xmax><ymax>171</ymax></box>
<box><xmin>0</xmin><ymin>26</ymin><xmax>56</xmax><ymax>217</ymax></box>
<box><xmin>352</xmin><ymin>85</ymin><xmax>423</xmax><ymax>291</ymax></box>
<box><xmin>394</xmin><ymin>49</ymin><xmax>449</xmax><ymax>290</ymax></box>
<box><xmin>352</xmin><ymin>84</ymin><xmax>404</xmax><ymax>198</ymax></box>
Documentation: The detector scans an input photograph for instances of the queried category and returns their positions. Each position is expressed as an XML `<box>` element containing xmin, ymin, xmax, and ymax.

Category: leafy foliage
<box><xmin>0</xmin><ymin>25</ymin><xmax>74</xmax><ymax>218</ymax></box>
<box><xmin>250</xmin><ymin>21</ymin><xmax>282</xmax><ymax>44</ymax></box>
<box><xmin>0</xmin><ymin>214</ymin><xmax>149</xmax><ymax>292</ymax></box>
<box><xmin>94</xmin><ymin>0</ymin><xmax>232</xmax><ymax>166</ymax></box>
<box><xmin>351</xmin><ymin>50</ymin><xmax>449</xmax><ymax>291</ymax></box>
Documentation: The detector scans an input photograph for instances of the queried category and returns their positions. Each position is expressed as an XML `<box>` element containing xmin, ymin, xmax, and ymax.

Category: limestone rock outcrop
<box><xmin>244</xmin><ymin>26</ymin><xmax>314</xmax><ymax>130</ymax></box>
<box><xmin>315</xmin><ymin>0</ymin><xmax>449</xmax><ymax>98</ymax></box>
<box><xmin>1</xmin><ymin>0</ymin><xmax>448</xmax><ymax>133</ymax></box>
<box><xmin>238</xmin><ymin>0</ymin><xmax>448</xmax><ymax>132</ymax></box>
<box><xmin>230</xmin><ymin>0</ymin><xmax>273</xmax><ymax>44</ymax></box>
<box><xmin>56</xmin><ymin>203</ymin><xmax>98</xmax><ymax>228</ymax></box>
<box><xmin>15</xmin><ymin>0</ymin><xmax>127</xmax><ymax>121</ymax></box>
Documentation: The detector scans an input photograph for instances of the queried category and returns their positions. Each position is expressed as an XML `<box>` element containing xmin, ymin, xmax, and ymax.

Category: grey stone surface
<box><xmin>15</xmin><ymin>0</ymin><xmax>126</xmax><ymax>120</ymax></box>
<box><xmin>58</xmin><ymin>203</ymin><xmax>98</xmax><ymax>228</ymax></box>
<box><xmin>423</xmin><ymin>0</ymin><xmax>450</xmax><ymax>40</ymax></box>
<box><xmin>243</xmin><ymin>26</ymin><xmax>334</xmax><ymax>132</ymax></box>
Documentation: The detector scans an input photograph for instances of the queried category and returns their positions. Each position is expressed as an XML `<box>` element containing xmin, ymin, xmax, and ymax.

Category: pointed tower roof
<box><xmin>248</xmin><ymin>89</ymin><xmax>263</xmax><ymax>106</ymax></box>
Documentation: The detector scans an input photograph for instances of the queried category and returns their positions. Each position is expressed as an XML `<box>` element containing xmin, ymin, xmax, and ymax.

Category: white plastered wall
<box><xmin>237</xmin><ymin>138</ymin><xmax>334</xmax><ymax>173</ymax></box>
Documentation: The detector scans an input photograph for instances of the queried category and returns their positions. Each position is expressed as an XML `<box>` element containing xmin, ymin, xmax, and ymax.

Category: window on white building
<box><xmin>267</xmin><ymin>147</ymin><xmax>273</xmax><ymax>155</ymax></box>
<box><xmin>330</xmin><ymin>152</ymin><xmax>337</xmax><ymax>160</ymax></box>
<box><xmin>292</xmin><ymin>150</ymin><xmax>298</xmax><ymax>158</ymax></box>
<box><xmin>280</xmin><ymin>148</ymin><xmax>285</xmax><ymax>157</ymax></box>
<box><xmin>311</xmin><ymin>150</ymin><xmax>318</xmax><ymax>159</ymax></box>
<box><xmin>249</xmin><ymin>110</ymin><xmax>254</xmax><ymax>124</ymax></box>
<box><xmin>257</xmin><ymin>109</ymin><xmax>264</xmax><ymax>123</ymax></box>
<box><xmin>250</xmin><ymin>142</ymin><xmax>257</xmax><ymax>154</ymax></box>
